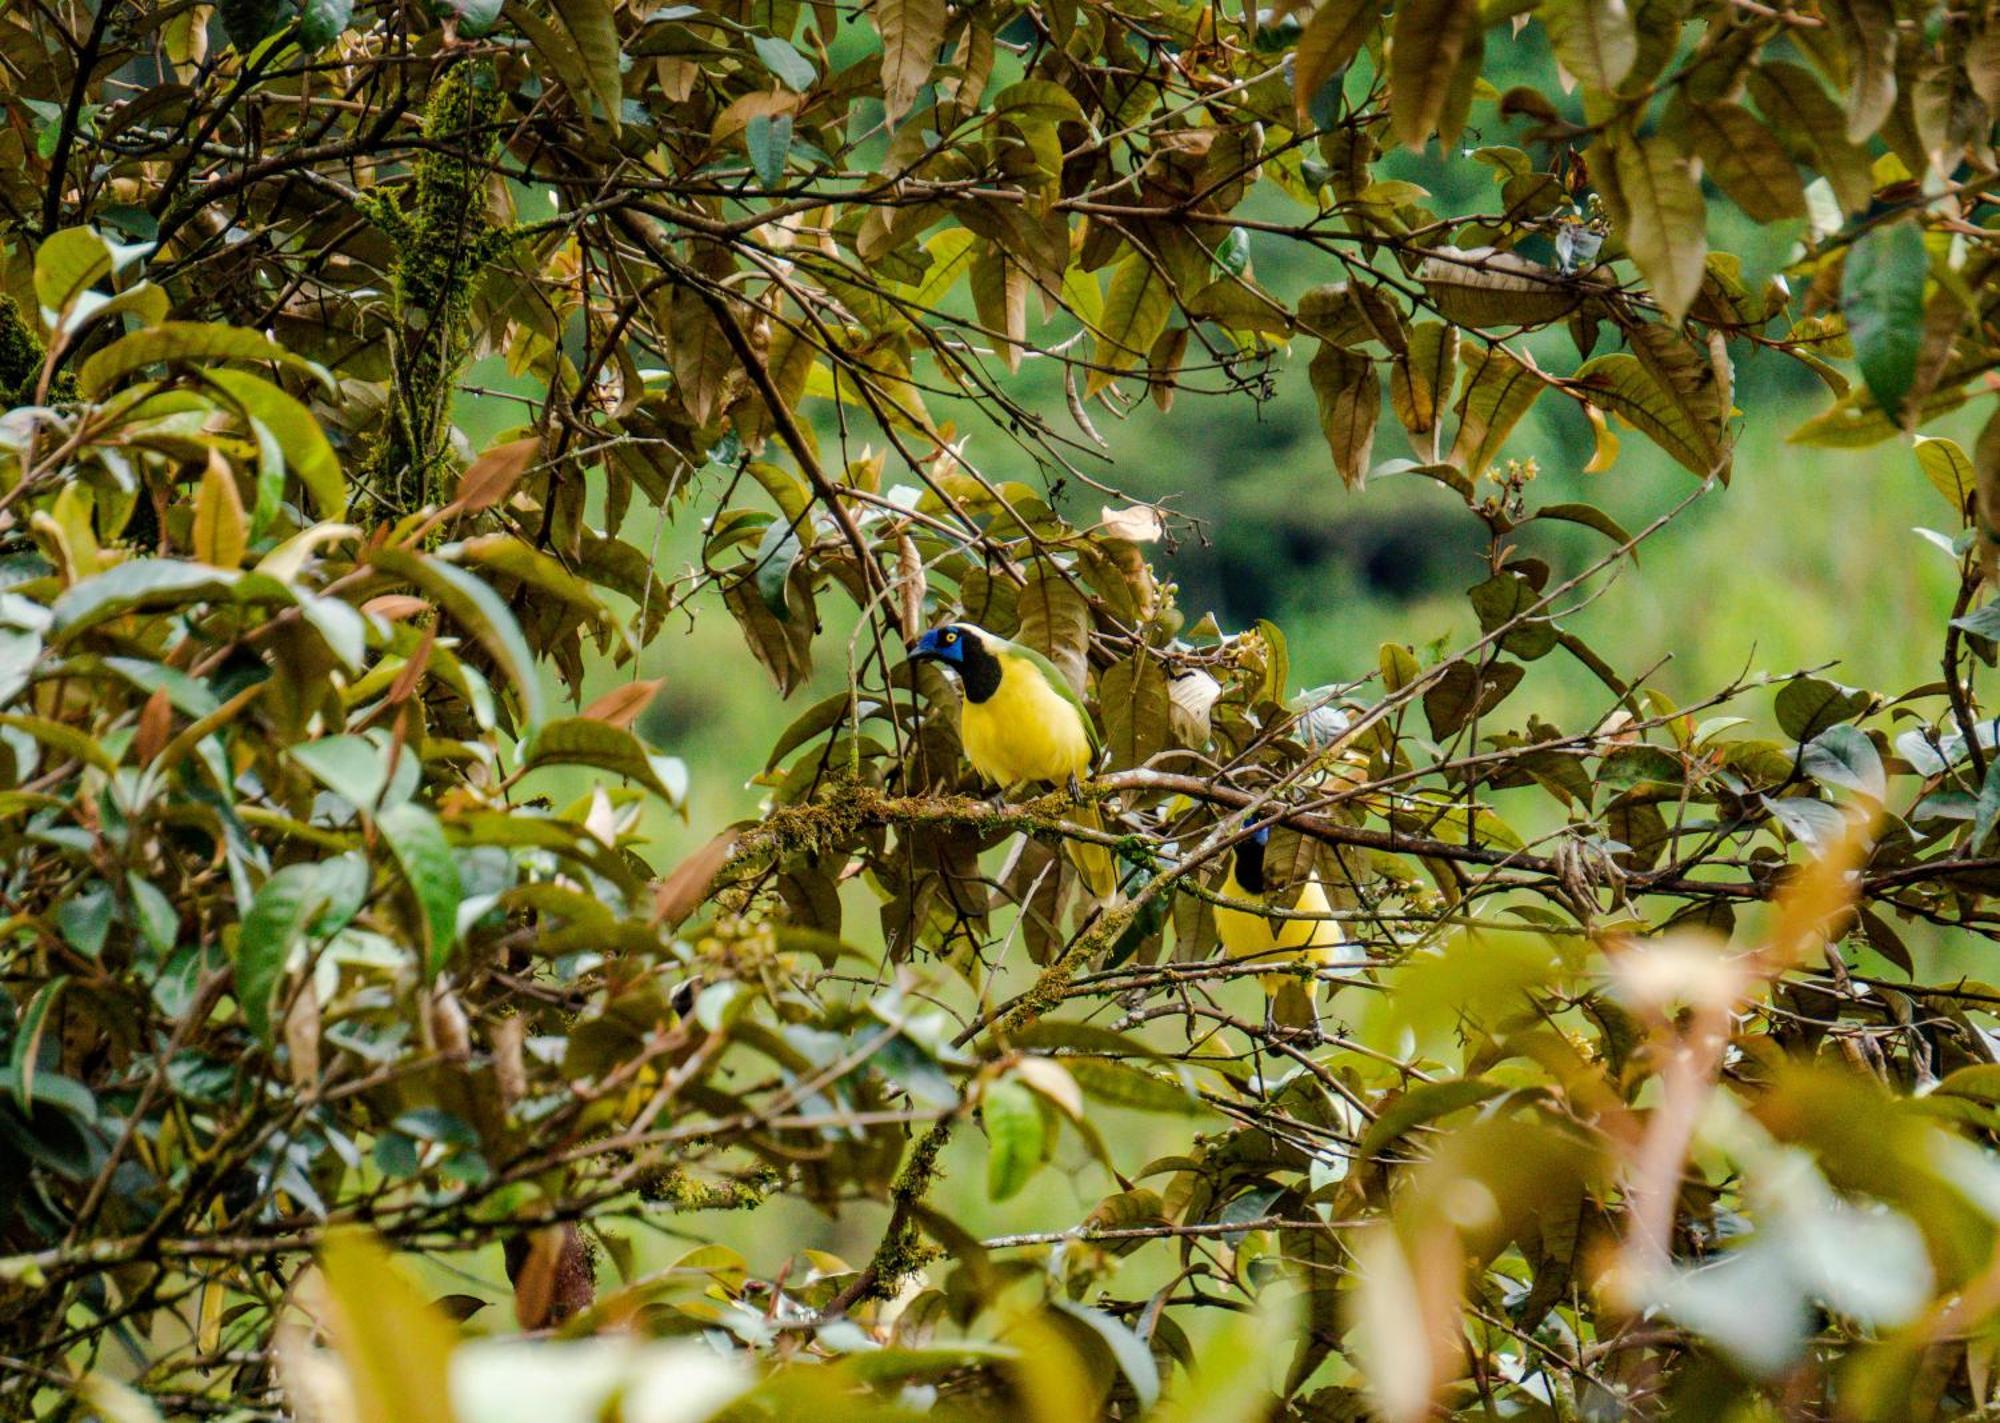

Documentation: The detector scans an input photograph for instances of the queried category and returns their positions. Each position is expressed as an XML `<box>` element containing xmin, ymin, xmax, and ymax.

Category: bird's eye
<box><xmin>942</xmin><ymin>631</ymin><xmax>957</xmax><ymax>643</ymax></box>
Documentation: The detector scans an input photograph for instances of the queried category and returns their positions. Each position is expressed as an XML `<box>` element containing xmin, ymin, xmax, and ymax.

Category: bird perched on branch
<box><xmin>908</xmin><ymin>622</ymin><xmax>1115</xmax><ymax>897</ymax></box>
<box><xmin>1214</xmin><ymin>821</ymin><xmax>1364</xmax><ymax>1030</ymax></box>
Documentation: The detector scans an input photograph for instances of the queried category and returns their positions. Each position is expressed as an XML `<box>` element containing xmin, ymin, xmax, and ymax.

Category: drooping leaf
<box><xmin>1842</xmin><ymin>219</ymin><xmax>1929</xmax><ymax>424</ymax></box>
<box><xmin>1293</xmin><ymin>0</ymin><xmax>1379</xmax><ymax>128</ymax></box>
<box><xmin>1309</xmin><ymin>343</ymin><xmax>1380</xmax><ymax>489</ymax></box>
<box><xmin>522</xmin><ymin>718</ymin><xmax>688</xmax><ymax>804</ymax></box>
<box><xmin>549</xmin><ymin>0</ymin><xmax>623</xmax><ymax>132</ymax></box>
<box><xmin>1607</xmin><ymin>134</ymin><xmax>1707</xmax><ymax>325</ymax></box>
<box><xmin>984</xmin><ymin>1075</ymin><xmax>1045</xmax><ymax>1202</ymax></box>
<box><xmin>1542</xmin><ymin>0</ymin><xmax>1635</xmax><ymax>92</ymax></box>
<box><xmin>877</xmin><ymin>0</ymin><xmax>946</xmax><ymax>124</ymax></box>
<box><xmin>376</xmin><ymin>802</ymin><xmax>463</xmax><ymax>976</ymax></box>
<box><xmin>1447</xmin><ymin>345</ymin><xmax>1542</xmax><ymax>475</ymax></box>
<box><xmin>1389</xmin><ymin>0</ymin><xmax>1481</xmax><ymax>150</ymax></box>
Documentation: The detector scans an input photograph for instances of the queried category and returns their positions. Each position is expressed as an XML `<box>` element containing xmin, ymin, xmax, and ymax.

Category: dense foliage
<box><xmin>3</xmin><ymin>0</ymin><xmax>2000</xmax><ymax>1417</ymax></box>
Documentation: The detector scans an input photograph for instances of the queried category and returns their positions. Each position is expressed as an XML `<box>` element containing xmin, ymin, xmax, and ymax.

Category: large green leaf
<box><xmin>983</xmin><ymin>1074</ymin><xmax>1045</xmax><ymax>1202</ymax></box>
<box><xmin>203</xmin><ymin>368</ymin><xmax>345</xmax><ymax>519</ymax></box>
<box><xmin>236</xmin><ymin>863</ymin><xmax>330</xmax><ymax>1044</ymax></box>
<box><xmin>371</xmin><ymin>548</ymin><xmax>548</xmax><ymax>729</ymax></box>
<box><xmin>318</xmin><ymin>1232</ymin><xmax>460</xmax><ymax>1423</ymax></box>
<box><xmin>1842</xmin><ymin>219</ymin><xmax>1929</xmax><ymax>424</ymax></box>
<box><xmin>550</xmin><ymin>0</ymin><xmax>623</xmax><ymax>132</ymax></box>
<box><xmin>78</xmin><ymin>322</ymin><xmax>333</xmax><ymax>397</ymax></box>
<box><xmin>1088</xmin><ymin>254</ymin><xmax>1172</xmax><ymax>395</ymax></box>
<box><xmin>377</xmin><ymin>803</ymin><xmax>462</xmax><ymax>976</ymax></box>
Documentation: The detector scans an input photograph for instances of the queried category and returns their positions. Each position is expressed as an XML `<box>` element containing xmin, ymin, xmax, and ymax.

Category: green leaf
<box><xmin>317</xmin><ymin>1231</ymin><xmax>460</xmax><ymax>1423</ymax></box>
<box><xmin>751</xmin><ymin>513</ymin><xmax>804</xmax><ymax>620</ymax></box>
<box><xmin>522</xmin><ymin>718</ymin><xmax>688</xmax><ymax>804</ymax></box>
<box><xmin>1066</xmin><ymin>1058</ymin><xmax>1204</xmax><ymax>1113</ymax></box>
<box><xmin>9</xmin><ymin>976</ymin><xmax>69</xmax><ymax>1113</ymax></box>
<box><xmin>1975</xmin><ymin>759</ymin><xmax>2000</xmax><ymax>853</ymax></box>
<box><xmin>50</xmin><ymin>560</ymin><xmax>241</xmax><ymax>636</ymax></box>
<box><xmin>1775</xmin><ymin>676</ymin><xmax>1869</xmax><ymax>741</ymax></box>
<box><xmin>377</xmin><ymin>803</ymin><xmax>463</xmax><ymax>976</ymax></box>
<box><xmin>1053</xmin><ymin>1301</ymin><xmax>1161</xmax><ymax>1409</ymax></box>
<box><xmin>1572</xmin><ymin>350</ymin><xmax>1727</xmax><ymax>478</ymax></box>
<box><xmin>984</xmin><ymin>1075</ymin><xmax>1045</xmax><ymax>1201</ymax></box>
<box><xmin>1915</xmin><ymin>436</ymin><xmax>1974</xmax><ymax>515</ymax></box>
<box><xmin>291</xmin><ymin>735</ymin><xmax>395</xmax><ymax>815</ymax></box>
<box><xmin>298</xmin><ymin>0</ymin><xmax>353</xmax><ymax>47</ymax></box>
<box><xmin>549</xmin><ymin>0</ymin><xmax>622</xmax><ymax>132</ymax></box>
<box><xmin>1089</xmin><ymin>254</ymin><xmax>1173</xmax><ymax>395</ymax></box>
<box><xmin>1609</xmin><ymin>134</ymin><xmax>1707</xmax><ymax>324</ymax></box>
<box><xmin>236</xmin><ymin>863</ymin><xmax>330</xmax><ymax>1044</ymax></box>
<box><xmin>745</xmin><ymin>113</ymin><xmax>793</xmax><ymax>188</ymax></box>
<box><xmin>371</xmin><ymin>548</ymin><xmax>547</xmax><ymax>730</ymax></box>
<box><xmin>33</xmin><ymin>227</ymin><xmax>112</xmax><ymax>321</ymax></box>
<box><xmin>79</xmin><ymin>322</ymin><xmax>333</xmax><ymax>398</ymax></box>
<box><xmin>203</xmin><ymin>368</ymin><xmax>345</xmax><ymax>519</ymax></box>
<box><xmin>1842</xmin><ymin>219</ymin><xmax>1929</xmax><ymax>424</ymax></box>
<box><xmin>751</xmin><ymin>34</ymin><xmax>816</xmax><ymax>92</ymax></box>
<box><xmin>1389</xmin><ymin>0</ymin><xmax>1480</xmax><ymax>149</ymax></box>
<box><xmin>1801</xmin><ymin>724</ymin><xmax>1885</xmax><ymax>802</ymax></box>
<box><xmin>439</xmin><ymin>0</ymin><xmax>503</xmax><ymax>35</ymax></box>
<box><xmin>989</xmin><ymin>79</ymin><xmax>1087</xmax><ymax>128</ymax></box>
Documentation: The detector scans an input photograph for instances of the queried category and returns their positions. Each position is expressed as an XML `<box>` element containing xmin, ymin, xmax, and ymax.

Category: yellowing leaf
<box><xmin>1310</xmin><ymin>342</ymin><xmax>1380</xmax><ymax>489</ymax></box>
<box><xmin>1088</xmin><ymin>254</ymin><xmax>1172</xmax><ymax>396</ymax></box>
<box><xmin>877</xmin><ymin>0</ymin><xmax>946</xmax><ymax>124</ymax></box>
<box><xmin>1447</xmin><ymin>344</ymin><xmax>1542</xmax><ymax>475</ymax></box>
<box><xmin>1389</xmin><ymin>0</ymin><xmax>1480</xmax><ymax>150</ymax></box>
<box><xmin>1608</xmin><ymin>134</ymin><xmax>1707</xmax><ymax>325</ymax></box>
<box><xmin>317</xmin><ymin>1231</ymin><xmax>459</xmax><ymax>1423</ymax></box>
<box><xmin>1293</xmin><ymin>0</ymin><xmax>1379</xmax><ymax>129</ymax></box>
<box><xmin>193</xmin><ymin>453</ymin><xmax>247</xmax><ymax>569</ymax></box>
<box><xmin>1542</xmin><ymin>0</ymin><xmax>1635</xmax><ymax>92</ymax></box>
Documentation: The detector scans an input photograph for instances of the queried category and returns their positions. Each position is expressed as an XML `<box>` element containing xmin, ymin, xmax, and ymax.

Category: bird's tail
<box><xmin>1268</xmin><ymin>975</ymin><xmax>1319</xmax><ymax>1030</ymax></box>
<box><xmin>1065</xmin><ymin>800</ymin><xmax>1118</xmax><ymax>900</ymax></box>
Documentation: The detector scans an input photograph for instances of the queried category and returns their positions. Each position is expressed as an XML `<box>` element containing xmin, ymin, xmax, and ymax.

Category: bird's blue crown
<box><xmin>1242</xmin><ymin>815</ymin><xmax>1271</xmax><ymax>845</ymax></box>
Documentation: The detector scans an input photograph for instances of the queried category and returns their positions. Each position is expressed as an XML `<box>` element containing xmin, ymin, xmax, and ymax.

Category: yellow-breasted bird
<box><xmin>1214</xmin><ymin>822</ymin><xmax>1364</xmax><ymax>1030</ymax></box>
<box><xmin>908</xmin><ymin>623</ymin><xmax>1116</xmax><ymax>896</ymax></box>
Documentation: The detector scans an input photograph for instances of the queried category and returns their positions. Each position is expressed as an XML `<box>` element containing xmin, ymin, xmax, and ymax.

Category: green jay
<box><xmin>1214</xmin><ymin>821</ymin><xmax>1365</xmax><ymax>1029</ymax></box>
<box><xmin>908</xmin><ymin>623</ymin><xmax>1115</xmax><ymax>896</ymax></box>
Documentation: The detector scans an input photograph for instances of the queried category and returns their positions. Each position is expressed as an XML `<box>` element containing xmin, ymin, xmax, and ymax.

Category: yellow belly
<box><xmin>1214</xmin><ymin>872</ymin><xmax>1356</xmax><ymax>1001</ymax></box>
<box><xmin>959</xmin><ymin>653</ymin><xmax>1094</xmax><ymax>787</ymax></box>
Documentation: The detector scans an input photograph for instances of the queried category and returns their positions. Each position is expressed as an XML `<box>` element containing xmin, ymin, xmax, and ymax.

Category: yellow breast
<box><xmin>1215</xmin><ymin>870</ymin><xmax>1354</xmax><ymax>975</ymax></box>
<box><xmin>959</xmin><ymin>652</ymin><xmax>1094</xmax><ymax>788</ymax></box>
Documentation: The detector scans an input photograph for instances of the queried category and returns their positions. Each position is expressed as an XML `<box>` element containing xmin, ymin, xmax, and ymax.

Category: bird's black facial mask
<box><xmin>909</xmin><ymin>625</ymin><xmax>1001</xmax><ymax>702</ymax></box>
<box><xmin>1233</xmin><ymin>821</ymin><xmax>1272</xmax><ymax>894</ymax></box>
